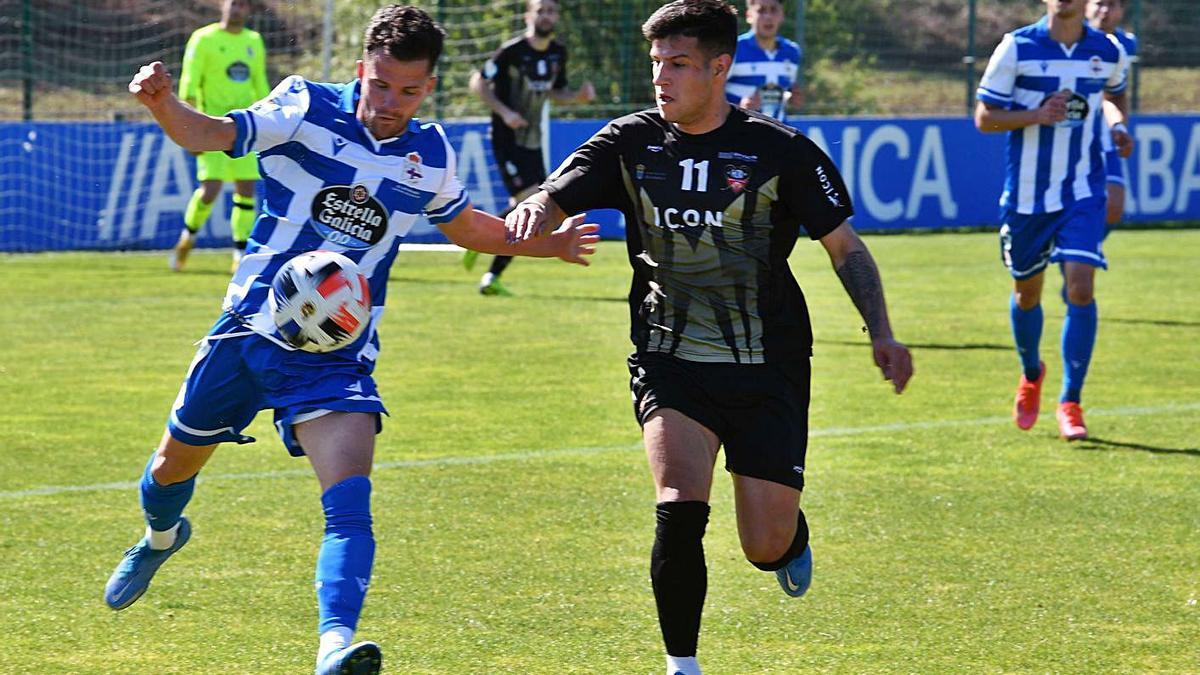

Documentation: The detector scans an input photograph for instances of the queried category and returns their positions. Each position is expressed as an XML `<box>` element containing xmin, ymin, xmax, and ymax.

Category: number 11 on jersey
<box><xmin>679</xmin><ymin>158</ymin><xmax>709</xmax><ymax>192</ymax></box>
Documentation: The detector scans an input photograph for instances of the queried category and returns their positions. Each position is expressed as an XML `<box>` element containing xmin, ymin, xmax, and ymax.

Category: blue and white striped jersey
<box><xmin>977</xmin><ymin>17</ymin><xmax>1128</xmax><ymax>215</ymax></box>
<box><xmin>222</xmin><ymin>75</ymin><xmax>469</xmax><ymax>350</ymax></box>
<box><xmin>725</xmin><ymin>30</ymin><xmax>801</xmax><ymax>122</ymax></box>
<box><xmin>1111</xmin><ymin>28</ymin><xmax>1138</xmax><ymax>64</ymax></box>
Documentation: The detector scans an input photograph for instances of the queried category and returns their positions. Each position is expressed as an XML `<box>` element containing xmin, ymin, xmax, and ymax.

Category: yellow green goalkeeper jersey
<box><xmin>178</xmin><ymin>23</ymin><xmax>269</xmax><ymax>116</ymax></box>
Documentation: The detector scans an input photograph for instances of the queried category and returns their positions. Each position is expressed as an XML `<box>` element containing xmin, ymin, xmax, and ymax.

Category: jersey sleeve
<box><xmin>225</xmin><ymin>75</ymin><xmax>309</xmax><ymax>158</ymax></box>
<box><xmin>1125</xmin><ymin>33</ymin><xmax>1139</xmax><ymax>60</ymax></box>
<box><xmin>541</xmin><ymin>120</ymin><xmax>627</xmax><ymax>215</ymax></box>
<box><xmin>252</xmin><ymin>32</ymin><xmax>270</xmax><ymax>100</ymax></box>
<box><xmin>423</xmin><ymin>126</ymin><xmax>470</xmax><ymax>224</ymax></box>
<box><xmin>977</xmin><ymin>33</ymin><xmax>1018</xmax><ymax>109</ymax></box>
<box><xmin>481</xmin><ymin>44</ymin><xmax>508</xmax><ymax>84</ymax></box>
<box><xmin>778</xmin><ymin>134</ymin><xmax>854</xmax><ymax>241</ymax></box>
<box><xmin>178</xmin><ymin>30</ymin><xmax>205</xmax><ymax>104</ymax></box>
<box><xmin>1104</xmin><ymin>38</ymin><xmax>1129</xmax><ymax>94</ymax></box>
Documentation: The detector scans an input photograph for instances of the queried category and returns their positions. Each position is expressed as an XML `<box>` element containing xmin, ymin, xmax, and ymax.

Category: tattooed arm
<box><xmin>819</xmin><ymin>222</ymin><xmax>914</xmax><ymax>393</ymax></box>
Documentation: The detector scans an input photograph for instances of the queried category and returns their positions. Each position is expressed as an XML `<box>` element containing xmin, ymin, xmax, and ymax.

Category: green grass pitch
<box><xmin>1</xmin><ymin>230</ymin><xmax>1197</xmax><ymax>673</ymax></box>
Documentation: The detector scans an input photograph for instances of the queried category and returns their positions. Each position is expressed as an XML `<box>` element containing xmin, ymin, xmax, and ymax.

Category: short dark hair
<box><xmin>363</xmin><ymin>5</ymin><xmax>445</xmax><ymax>69</ymax></box>
<box><xmin>641</xmin><ymin>0</ymin><xmax>738</xmax><ymax>59</ymax></box>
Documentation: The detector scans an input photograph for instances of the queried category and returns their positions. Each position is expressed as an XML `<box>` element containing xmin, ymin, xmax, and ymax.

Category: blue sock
<box><xmin>316</xmin><ymin>476</ymin><xmax>376</xmax><ymax>635</ymax></box>
<box><xmin>1010</xmin><ymin>296</ymin><xmax>1043</xmax><ymax>381</ymax></box>
<box><xmin>139</xmin><ymin>451</ymin><xmax>195</xmax><ymax>532</ymax></box>
<box><xmin>1060</xmin><ymin>301</ymin><xmax>1098</xmax><ymax>403</ymax></box>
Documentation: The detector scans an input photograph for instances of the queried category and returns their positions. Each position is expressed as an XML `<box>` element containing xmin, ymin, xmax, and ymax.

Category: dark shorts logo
<box><xmin>725</xmin><ymin>165</ymin><xmax>751</xmax><ymax>193</ymax></box>
<box><xmin>227</xmin><ymin>61</ymin><xmax>250</xmax><ymax>82</ymax></box>
<box><xmin>310</xmin><ymin>184</ymin><xmax>388</xmax><ymax>250</ymax></box>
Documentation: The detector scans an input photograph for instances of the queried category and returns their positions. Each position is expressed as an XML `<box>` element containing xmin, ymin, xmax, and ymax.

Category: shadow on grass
<box><xmin>819</xmin><ymin>339</ymin><xmax>1010</xmax><ymax>351</ymax></box>
<box><xmin>1106</xmin><ymin>317</ymin><xmax>1200</xmax><ymax>329</ymax></box>
<box><xmin>523</xmin><ymin>294</ymin><xmax>627</xmax><ymax>303</ymax></box>
<box><xmin>1073</xmin><ymin>437</ymin><xmax>1200</xmax><ymax>457</ymax></box>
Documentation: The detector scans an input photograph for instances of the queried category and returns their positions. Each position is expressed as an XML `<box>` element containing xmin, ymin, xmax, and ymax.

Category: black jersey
<box><xmin>543</xmin><ymin>107</ymin><xmax>854</xmax><ymax>364</ymax></box>
<box><xmin>482</xmin><ymin>37</ymin><xmax>568</xmax><ymax>150</ymax></box>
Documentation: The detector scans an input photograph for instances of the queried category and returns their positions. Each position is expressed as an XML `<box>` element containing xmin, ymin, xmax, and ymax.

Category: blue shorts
<box><xmin>1105</xmin><ymin>150</ymin><xmax>1126</xmax><ymax>186</ymax></box>
<box><xmin>167</xmin><ymin>314</ymin><xmax>386</xmax><ymax>456</ymax></box>
<box><xmin>999</xmin><ymin>198</ymin><xmax>1107</xmax><ymax>280</ymax></box>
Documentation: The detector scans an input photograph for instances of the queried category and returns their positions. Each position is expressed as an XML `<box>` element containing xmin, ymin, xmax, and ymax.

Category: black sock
<box><xmin>234</xmin><ymin>240</ymin><xmax>247</xmax><ymax>251</ymax></box>
<box><xmin>651</xmin><ymin>501</ymin><xmax>710</xmax><ymax>657</ymax></box>
<box><xmin>750</xmin><ymin>508</ymin><xmax>810</xmax><ymax>572</ymax></box>
<box><xmin>488</xmin><ymin>255</ymin><xmax>513</xmax><ymax>276</ymax></box>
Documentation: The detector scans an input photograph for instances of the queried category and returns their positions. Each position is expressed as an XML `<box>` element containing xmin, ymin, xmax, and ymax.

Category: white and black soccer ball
<box><xmin>268</xmin><ymin>250</ymin><xmax>371</xmax><ymax>353</ymax></box>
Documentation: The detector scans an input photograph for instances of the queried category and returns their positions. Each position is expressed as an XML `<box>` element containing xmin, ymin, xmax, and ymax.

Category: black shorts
<box><xmin>493</xmin><ymin>142</ymin><xmax>546</xmax><ymax>197</ymax></box>
<box><xmin>628</xmin><ymin>352</ymin><xmax>811</xmax><ymax>491</ymax></box>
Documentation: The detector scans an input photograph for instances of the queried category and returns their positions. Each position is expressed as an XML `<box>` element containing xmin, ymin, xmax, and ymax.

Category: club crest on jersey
<box><xmin>404</xmin><ymin>152</ymin><xmax>423</xmax><ymax>182</ymax></box>
<box><xmin>724</xmin><ymin>165</ymin><xmax>751</xmax><ymax>193</ymax></box>
<box><xmin>310</xmin><ymin>184</ymin><xmax>388</xmax><ymax>250</ymax></box>
<box><xmin>1089</xmin><ymin>55</ymin><xmax>1104</xmax><ymax>76</ymax></box>
<box><xmin>636</xmin><ymin>164</ymin><xmax>646</xmax><ymax>180</ymax></box>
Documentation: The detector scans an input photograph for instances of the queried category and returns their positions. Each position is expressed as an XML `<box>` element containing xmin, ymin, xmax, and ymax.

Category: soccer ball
<box><xmin>268</xmin><ymin>250</ymin><xmax>371</xmax><ymax>353</ymax></box>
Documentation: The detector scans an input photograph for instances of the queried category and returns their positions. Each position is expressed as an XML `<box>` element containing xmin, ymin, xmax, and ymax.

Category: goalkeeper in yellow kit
<box><xmin>170</xmin><ymin>0</ymin><xmax>269</xmax><ymax>272</ymax></box>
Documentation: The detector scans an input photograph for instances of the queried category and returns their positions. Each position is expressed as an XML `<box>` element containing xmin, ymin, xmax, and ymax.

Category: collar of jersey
<box><xmin>1033</xmin><ymin>16</ymin><xmax>1108</xmax><ymax>53</ymax></box>
<box><xmin>668</xmin><ymin>104</ymin><xmax>744</xmax><ymax>141</ymax></box>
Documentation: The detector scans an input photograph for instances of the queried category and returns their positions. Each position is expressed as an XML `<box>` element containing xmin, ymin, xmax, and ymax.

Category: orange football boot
<box><xmin>1013</xmin><ymin>361</ymin><xmax>1046</xmax><ymax>430</ymax></box>
<box><xmin>1056</xmin><ymin>401</ymin><xmax>1088</xmax><ymax>440</ymax></box>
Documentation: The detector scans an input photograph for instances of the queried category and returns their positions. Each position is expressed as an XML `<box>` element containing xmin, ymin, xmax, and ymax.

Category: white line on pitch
<box><xmin>2</xmin><ymin>401</ymin><xmax>1197</xmax><ymax>500</ymax></box>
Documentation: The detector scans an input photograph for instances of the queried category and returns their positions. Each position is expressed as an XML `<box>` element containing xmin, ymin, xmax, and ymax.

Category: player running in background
<box><xmin>506</xmin><ymin>2</ymin><xmax>912</xmax><ymax>673</ymax></box>
<box><xmin>461</xmin><ymin>0</ymin><xmax>594</xmax><ymax>296</ymax></box>
<box><xmin>1087</xmin><ymin>0</ymin><xmax>1138</xmax><ymax>227</ymax></box>
<box><xmin>725</xmin><ymin>0</ymin><xmax>804</xmax><ymax>122</ymax></box>
<box><xmin>975</xmin><ymin>0</ymin><xmax>1132</xmax><ymax>441</ymax></box>
<box><xmin>106</xmin><ymin>6</ymin><xmax>597</xmax><ymax>673</ymax></box>
<box><xmin>170</xmin><ymin>0</ymin><xmax>270</xmax><ymax>273</ymax></box>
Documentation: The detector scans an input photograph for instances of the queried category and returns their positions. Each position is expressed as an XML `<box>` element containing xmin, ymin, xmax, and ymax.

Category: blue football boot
<box><xmin>775</xmin><ymin>544</ymin><xmax>812</xmax><ymax>598</ymax></box>
<box><xmin>104</xmin><ymin>516</ymin><xmax>191</xmax><ymax>610</ymax></box>
<box><xmin>316</xmin><ymin>641</ymin><xmax>382</xmax><ymax>675</ymax></box>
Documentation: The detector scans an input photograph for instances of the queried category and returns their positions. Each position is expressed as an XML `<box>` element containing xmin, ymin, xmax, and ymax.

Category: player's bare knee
<box><xmin>199</xmin><ymin>180</ymin><xmax>223</xmax><ymax>203</ymax></box>
<box><xmin>150</xmin><ymin>453</ymin><xmax>204</xmax><ymax>486</ymax></box>
<box><xmin>1066</xmin><ymin>284</ymin><xmax>1094</xmax><ymax>305</ymax></box>
<box><xmin>739</xmin><ymin>521</ymin><xmax>794</xmax><ymax>564</ymax></box>
<box><xmin>1013</xmin><ymin>290</ymin><xmax>1041</xmax><ymax>310</ymax></box>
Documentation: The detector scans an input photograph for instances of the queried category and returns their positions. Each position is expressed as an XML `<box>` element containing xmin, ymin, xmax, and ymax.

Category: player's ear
<box><xmin>356</xmin><ymin>60</ymin><xmax>364</xmax><ymax>80</ymax></box>
<box><xmin>424</xmin><ymin>75</ymin><xmax>438</xmax><ymax>96</ymax></box>
<box><xmin>711</xmin><ymin>53</ymin><xmax>732</xmax><ymax>78</ymax></box>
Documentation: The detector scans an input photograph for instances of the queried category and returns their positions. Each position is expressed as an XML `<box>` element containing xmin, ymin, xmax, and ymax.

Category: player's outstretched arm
<box><xmin>505</xmin><ymin>189</ymin><xmax>571</xmax><ymax>242</ymax></box>
<box><xmin>439</xmin><ymin>205</ymin><xmax>598</xmax><ymax>266</ymax></box>
<box><xmin>128</xmin><ymin>62</ymin><xmax>236</xmax><ymax>153</ymax></box>
<box><xmin>974</xmin><ymin>94</ymin><xmax>1069</xmax><ymax>133</ymax></box>
<box><xmin>819</xmin><ymin>221</ymin><xmax>913</xmax><ymax>394</ymax></box>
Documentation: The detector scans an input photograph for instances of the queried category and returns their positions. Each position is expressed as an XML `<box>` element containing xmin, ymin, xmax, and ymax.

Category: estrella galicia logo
<box><xmin>1046</xmin><ymin>90</ymin><xmax>1090</xmax><ymax>129</ymax></box>
<box><xmin>724</xmin><ymin>165</ymin><xmax>751</xmax><ymax>194</ymax></box>
<box><xmin>310</xmin><ymin>184</ymin><xmax>388</xmax><ymax>249</ymax></box>
<box><xmin>226</xmin><ymin>61</ymin><xmax>250</xmax><ymax>82</ymax></box>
